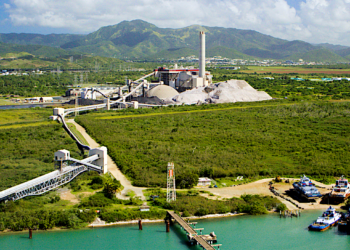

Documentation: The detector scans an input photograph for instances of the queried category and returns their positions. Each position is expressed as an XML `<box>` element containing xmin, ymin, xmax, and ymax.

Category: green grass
<box><xmin>0</xmin><ymin>108</ymin><xmax>52</xmax><ymax>126</ymax></box>
<box><xmin>125</xmin><ymin>190</ymin><xmax>136</xmax><ymax>198</ymax></box>
<box><xmin>67</xmin><ymin>122</ymin><xmax>89</xmax><ymax>146</ymax></box>
<box><xmin>77</xmin><ymin>101</ymin><xmax>350</xmax><ymax>187</ymax></box>
<box><xmin>214</xmin><ymin>177</ymin><xmax>259</xmax><ymax>188</ymax></box>
<box><xmin>0</xmin><ymin>98</ymin><xmax>18</xmax><ymax>105</ymax></box>
<box><xmin>0</xmin><ymin>121</ymin><xmax>55</xmax><ymax>130</ymax></box>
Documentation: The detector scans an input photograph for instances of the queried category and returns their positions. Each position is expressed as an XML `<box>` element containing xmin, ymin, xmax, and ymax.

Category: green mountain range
<box><xmin>0</xmin><ymin>42</ymin><xmax>79</xmax><ymax>58</ymax></box>
<box><xmin>1</xmin><ymin>20</ymin><xmax>350</xmax><ymax>62</ymax></box>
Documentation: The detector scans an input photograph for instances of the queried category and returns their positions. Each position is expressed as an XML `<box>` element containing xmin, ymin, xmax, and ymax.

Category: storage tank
<box><xmin>177</xmin><ymin>71</ymin><xmax>193</xmax><ymax>88</ymax></box>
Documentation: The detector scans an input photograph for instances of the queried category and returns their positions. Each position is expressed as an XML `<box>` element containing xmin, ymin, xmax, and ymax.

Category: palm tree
<box><xmin>103</xmin><ymin>179</ymin><xmax>122</xmax><ymax>198</ymax></box>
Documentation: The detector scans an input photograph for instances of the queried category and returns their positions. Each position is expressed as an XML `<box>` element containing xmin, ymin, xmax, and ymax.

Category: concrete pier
<box><xmin>167</xmin><ymin>211</ymin><xmax>217</xmax><ymax>250</ymax></box>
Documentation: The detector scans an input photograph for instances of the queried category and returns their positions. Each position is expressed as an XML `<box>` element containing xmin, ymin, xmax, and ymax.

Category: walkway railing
<box><xmin>167</xmin><ymin>211</ymin><xmax>217</xmax><ymax>250</ymax></box>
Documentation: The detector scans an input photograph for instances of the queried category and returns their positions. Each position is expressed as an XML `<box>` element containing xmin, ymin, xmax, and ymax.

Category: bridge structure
<box><xmin>167</xmin><ymin>211</ymin><xmax>222</xmax><ymax>250</ymax></box>
<box><xmin>0</xmin><ymin>148</ymin><xmax>107</xmax><ymax>202</ymax></box>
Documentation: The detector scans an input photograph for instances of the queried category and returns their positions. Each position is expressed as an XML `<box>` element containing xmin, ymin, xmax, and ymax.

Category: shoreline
<box><xmin>1</xmin><ymin>209</ymin><xmax>329</xmax><ymax>236</ymax></box>
<box><xmin>88</xmin><ymin>212</ymin><xmax>246</xmax><ymax>228</ymax></box>
<box><xmin>0</xmin><ymin>212</ymin><xmax>246</xmax><ymax>235</ymax></box>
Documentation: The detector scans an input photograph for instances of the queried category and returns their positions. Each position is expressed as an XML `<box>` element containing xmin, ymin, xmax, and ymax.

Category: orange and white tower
<box><xmin>166</xmin><ymin>162</ymin><xmax>176</xmax><ymax>202</ymax></box>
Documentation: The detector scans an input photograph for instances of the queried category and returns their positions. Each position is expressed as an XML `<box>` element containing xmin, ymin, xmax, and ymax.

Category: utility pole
<box><xmin>75</xmin><ymin>93</ymin><xmax>78</xmax><ymax>117</ymax></box>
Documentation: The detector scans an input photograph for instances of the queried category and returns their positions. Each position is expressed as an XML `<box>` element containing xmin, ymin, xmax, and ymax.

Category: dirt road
<box><xmin>67</xmin><ymin>119</ymin><xmax>146</xmax><ymax>200</ymax></box>
<box><xmin>200</xmin><ymin>178</ymin><xmax>341</xmax><ymax>210</ymax></box>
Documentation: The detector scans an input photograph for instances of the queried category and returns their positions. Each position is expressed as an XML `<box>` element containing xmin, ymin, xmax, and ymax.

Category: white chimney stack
<box><xmin>199</xmin><ymin>31</ymin><xmax>205</xmax><ymax>78</ymax></box>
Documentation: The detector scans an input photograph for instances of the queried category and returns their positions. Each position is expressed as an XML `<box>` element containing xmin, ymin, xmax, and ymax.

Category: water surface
<box><xmin>0</xmin><ymin>211</ymin><xmax>349</xmax><ymax>250</ymax></box>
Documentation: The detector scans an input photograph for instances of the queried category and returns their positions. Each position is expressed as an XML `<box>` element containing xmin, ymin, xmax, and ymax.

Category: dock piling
<box><xmin>166</xmin><ymin>220</ymin><xmax>170</xmax><ymax>233</ymax></box>
<box><xmin>139</xmin><ymin>219</ymin><xmax>142</xmax><ymax>230</ymax></box>
<box><xmin>29</xmin><ymin>228</ymin><xmax>32</xmax><ymax>239</ymax></box>
<box><xmin>167</xmin><ymin>211</ymin><xmax>217</xmax><ymax>250</ymax></box>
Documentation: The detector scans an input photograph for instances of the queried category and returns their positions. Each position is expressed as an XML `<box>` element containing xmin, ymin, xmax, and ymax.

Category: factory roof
<box><xmin>155</xmin><ymin>67</ymin><xmax>199</xmax><ymax>72</ymax></box>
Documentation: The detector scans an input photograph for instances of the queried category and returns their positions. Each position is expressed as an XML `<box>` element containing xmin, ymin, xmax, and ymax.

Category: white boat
<box><xmin>329</xmin><ymin>176</ymin><xmax>350</xmax><ymax>202</ymax></box>
<box><xmin>292</xmin><ymin>175</ymin><xmax>322</xmax><ymax>200</ymax></box>
<box><xmin>308</xmin><ymin>206</ymin><xmax>341</xmax><ymax>231</ymax></box>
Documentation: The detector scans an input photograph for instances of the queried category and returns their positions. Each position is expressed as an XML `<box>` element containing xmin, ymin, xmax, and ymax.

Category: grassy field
<box><xmin>0</xmin><ymin>98</ymin><xmax>18</xmax><ymax>106</ymax></box>
<box><xmin>77</xmin><ymin>101</ymin><xmax>350</xmax><ymax>187</ymax></box>
<box><xmin>240</xmin><ymin>66</ymin><xmax>350</xmax><ymax>75</ymax></box>
<box><xmin>66</xmin><ymin>122</ymin><xmax>89</xmax><ymax>146</ymax></box>
<box><xmin>0</xmin><ymin>108</ymin><xmax>52</xmax><ymax>125</ymax></box>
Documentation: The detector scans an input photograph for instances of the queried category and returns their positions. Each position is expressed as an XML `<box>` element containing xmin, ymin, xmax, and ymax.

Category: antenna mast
<box><xmin>166</xmin><ymin>162</ymin><xmax>176</xmax><ymax>202</ymax></box>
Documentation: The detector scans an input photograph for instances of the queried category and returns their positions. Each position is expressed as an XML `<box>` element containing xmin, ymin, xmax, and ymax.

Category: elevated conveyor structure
<box><xmin>1</xmin><ymin>74</ymin><xmax>154</xmax><ymax>203</ymax></box>
<box><xmin>58</xmin><ymin>113</ymin><xmax>91</xmax><ymax>150</ymax></box>
<box><xmin>56</xmin><ymin>72</ymin><xmax>159</xmax><ymax>151</ymax></box>
<box><xmin>0</xmin><ymin>152</ymin><xmax>104</xmax><ymax>202</ymax></box>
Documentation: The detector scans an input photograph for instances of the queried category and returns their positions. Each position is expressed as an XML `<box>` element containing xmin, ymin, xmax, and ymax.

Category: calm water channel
<box><xmin>0</xmin><ymin>210</ymin><xmax>349</xmax><ymax>250</ymax></box>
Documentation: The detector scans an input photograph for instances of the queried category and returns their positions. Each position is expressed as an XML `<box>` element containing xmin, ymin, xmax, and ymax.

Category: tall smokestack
<box><xmin>199</xmin><ymin>31</ymin><xmax>205</xmax><ymax>78</ymax></box>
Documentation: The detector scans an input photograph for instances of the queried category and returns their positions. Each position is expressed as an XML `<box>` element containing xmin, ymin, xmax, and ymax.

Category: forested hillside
<box><xmin>1</xmin><ymin>20</ymin><xmax>349</xmax><ymax>62</ymax></box>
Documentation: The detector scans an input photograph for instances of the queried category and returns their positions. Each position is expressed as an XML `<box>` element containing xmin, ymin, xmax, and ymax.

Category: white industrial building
<box><xmin>80</xmin><ymin>87</ymin><xmax>119</xmax><ymax>100</ymax></box>
<box><xmin>198</xmin><ymin>177</ymin><xmax>212</xmax><ymax>186</ymax></box>
<box><xmin>153</xmin><ymin>32</ymin><xmax>212</xmax><ymax>91</ymax></box>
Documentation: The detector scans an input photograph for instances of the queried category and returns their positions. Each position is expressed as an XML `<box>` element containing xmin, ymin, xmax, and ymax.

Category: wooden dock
<box><xmin>167</xmin><ymin>211</ymin><xmax>218</xmax><ymax>250</ymax></box>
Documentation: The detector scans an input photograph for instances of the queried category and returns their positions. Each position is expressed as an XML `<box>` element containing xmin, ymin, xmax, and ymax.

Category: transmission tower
<box><xmin>80</xmin><ymin>73</ymin><xmax>84</xmax><ymax>85</ymax></box>
<box><xmin>75</xmin><ymin>93</ymin><xmax>78</xmax><ymax>117</ymax></box>
<box><xmin>74</xmin><ymin>74</ymin><xmax>77</xmax><ymax>86</ymax></box>
<box><xmin>166</xmin><ymin>162</ymin><xmax>176</xmax><ymax>202</ymax></box>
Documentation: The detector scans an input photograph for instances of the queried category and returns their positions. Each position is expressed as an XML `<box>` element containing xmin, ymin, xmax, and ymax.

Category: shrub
<box><xmin>247</xmin><ymin>203</ymin><xmax>268</xmax><ymax>215</ymax></box>
<box><xmin>90</xmin><ymin>176</ymin><xmax>104</xmax><ymax>185</ymax></box>
<box><xmin>276</xmin><ymin>203</ymin><xmax>288</xmax><ymax>212</ymax></box>
<box><xmin>91</xmin><ymin>183</ymin><xmax>104</xmax><ymax>190</ymax></box>
<box><xmin>77</xmin><ymin>210</ymin><xmax>97</xmax><ymax>223</ymax></box>
<box><xmin>79</xmin><ymin>193</ymin><xmax>113</xmax><ymax>208</ymax></box>
<box><xmin>195</xmin><ymin>208</ymin><xmax>209</xmax><ymax>216</ymax></box>
<box><xmin>182</xmin><ymin>210</ymin><xmax>190</xmax><ymax>217</ymax></box>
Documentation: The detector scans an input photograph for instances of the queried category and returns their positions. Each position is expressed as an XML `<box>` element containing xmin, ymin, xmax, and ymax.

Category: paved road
<box><xmin>67</xmin><ymin>119</ymin><xmax>146</xmax><ymax>200</ymax></box>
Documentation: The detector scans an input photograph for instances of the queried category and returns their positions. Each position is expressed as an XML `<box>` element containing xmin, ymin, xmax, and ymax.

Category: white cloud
<box><xmin>4</xmin><ymin>3</ymin><xmax>11</xmax><ymax>9</ymax></box>
<box><xmin>6</xmin><ymin>0</ymin><xmax>350</xmax><ymax>45</ymax></box>
<box><xmin>299</xmin><ymin>0</ymin><xmax>350</xmax><ymax>45</ymax></box>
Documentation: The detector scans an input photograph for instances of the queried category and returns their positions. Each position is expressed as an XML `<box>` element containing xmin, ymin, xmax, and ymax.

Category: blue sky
<box><xmin>0</xmin><ymin>0</ymin><xmax>350</xmax><ymax>46</ymax></box>
<box><xmin>286</xmin><ymin>0</ymin><xmax>304</xmax><ymax>9</ymax></box>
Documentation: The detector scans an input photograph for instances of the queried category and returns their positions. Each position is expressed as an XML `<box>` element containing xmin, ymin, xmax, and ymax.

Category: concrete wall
<box><xmin>89</xmin><ymin>147</ymin><xmax>108</xmax><ymax>174</ymax></box>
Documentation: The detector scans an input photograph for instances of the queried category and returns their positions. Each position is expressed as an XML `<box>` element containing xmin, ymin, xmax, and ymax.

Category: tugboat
<box><xmin>308</xmin><ymin>206</ymin><xmax>341</xmax><ymax>231</ymax></box>
<box><xmin>329</xmin><ymin>176</ymin><xmax>350</xmax><ymax>202</ymax></box>
<box><xmin>338</xmin><ymin>209</ymin><xmax>350</xmax><ymax>231</ymax></box>
<box><xmin>293</xmin><ymin>175</ymin><xmax>322</xmax><ymax>200</ymax></box>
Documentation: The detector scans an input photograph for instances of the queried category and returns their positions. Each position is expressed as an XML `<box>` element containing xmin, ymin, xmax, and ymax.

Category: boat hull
<box><xmin>309</xmin><ymin>220</ymin><xmax>339</xmax><ymax>231</ymax></box>
<box><xmin>301</xmin><ymin>193</ymin><xmax>322</xmax><ymax>200</ymax></box>
<box><xmin>329</xmin><ymin>193</ymin><xmax>350</xmax><ymax>202</ymax></box>
<box><xmin>338</xmin><ymin>221</ymin><xmax>347</xmax><ymax>231</ymax></box>
<box><xmin>308</xmin><ymin>224</ymin><xmax>330</xmax><ymax>231</ymax></box>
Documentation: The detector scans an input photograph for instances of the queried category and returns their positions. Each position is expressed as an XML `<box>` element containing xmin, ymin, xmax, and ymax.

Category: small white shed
<box><xmin>198</xmin><ymin>177</ymin><xmax>212</xmax><ymax>186</ymax></box>
<box><xmin>54</xmin><ymin>150</ymin><xmax>70</xmax><ymax>161</ymax></box>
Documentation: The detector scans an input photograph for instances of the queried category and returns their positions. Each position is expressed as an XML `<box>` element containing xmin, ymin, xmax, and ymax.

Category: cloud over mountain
<box><xmin>5</xmin><ymin>0</ymin><xmax>350</xmax><ymax>45</ymax></box>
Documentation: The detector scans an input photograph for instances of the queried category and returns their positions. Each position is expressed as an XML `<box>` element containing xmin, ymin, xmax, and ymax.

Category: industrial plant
<box><xmin>73</xmin><ymin>31</ymin><xmax>272</xmax><ymax>107</ymax></box>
